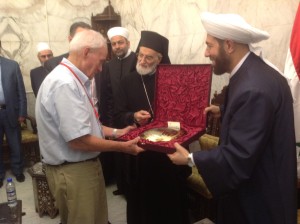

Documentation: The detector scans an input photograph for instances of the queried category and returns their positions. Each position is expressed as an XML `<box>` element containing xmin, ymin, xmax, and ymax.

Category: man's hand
<box><xmin>203</xmin><ymin>104</ymin><xmax>221</xmax><ymax>118</ymax></box>
<box><xmin>134</xmin><ymin>110</ymin><xmax>151</xmax><ymax>126</ymax></box>
<box><xmin>118</xmin><ymin>125</ymin><xmax>137</xmax><ymax>137</ymax></box>
<box><xmin>167</xmin><ymin>142</ymin><xmax>189</xmax><ymax>165</ymax></box>
<box><xmin>18</xmin><ymin>116</ymin><xmax>26</xmax><ymax>124</ymax></box>
<box><xmin>122</xmin><ymin>137</ymin><xmax>144</xmax><ymax>155</ymax></box>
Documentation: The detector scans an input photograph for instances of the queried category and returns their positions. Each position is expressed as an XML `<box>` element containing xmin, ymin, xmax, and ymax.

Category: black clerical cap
<box><xmin>136</xmin><ymin>31</ymin><xmax>171</xmax><ymax>64</ymax></box>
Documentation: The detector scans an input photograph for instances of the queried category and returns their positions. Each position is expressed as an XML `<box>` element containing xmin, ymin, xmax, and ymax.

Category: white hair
<box><xmin>69</xmin><ymin>29</ymin><xmax>107</xmax><ymax>52</ymax></box>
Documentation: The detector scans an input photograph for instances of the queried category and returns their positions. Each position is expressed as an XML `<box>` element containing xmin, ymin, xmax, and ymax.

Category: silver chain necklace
<box><xmin>140</xmin><ymin>75</ymin><xmax>154</xmax><ymax>117</ymax></box>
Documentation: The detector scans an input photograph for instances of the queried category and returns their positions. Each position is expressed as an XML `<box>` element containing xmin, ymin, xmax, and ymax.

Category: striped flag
<box><xmin>284</xmin><ymin>2</ymin><xmax>300</xmax><ymax>175</ymax></box>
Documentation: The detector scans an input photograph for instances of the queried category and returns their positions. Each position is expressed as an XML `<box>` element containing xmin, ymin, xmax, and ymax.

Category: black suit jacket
<box><xmin>44</xmin><ymin>53</ymin><xmax>68</xmax><ymax>73</ymax></box>
<box><xmin>194</xmin><ymin>53</ymin><xmax>297</xmax><ymax>224</ymax></box>
<box><xmin>0</xmin><ymin>56</ymin><xmax>27</xmax><ymax>127</ymax></box>
<box><xmin>30</xmin><ymin>66</ymin><xmax>48</xmax><ymax>97</ymax></box>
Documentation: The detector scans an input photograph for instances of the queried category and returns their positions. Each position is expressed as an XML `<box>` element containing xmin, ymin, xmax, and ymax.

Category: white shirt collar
<box><xmin>230</xmin><ymin>51</ymin><xmax>250</xmax><ymax>78</ymax></box>
<box><xmin>118</xmin><ymin>49</ymin><xmax>132</xmax><ymax>60</ymax></box>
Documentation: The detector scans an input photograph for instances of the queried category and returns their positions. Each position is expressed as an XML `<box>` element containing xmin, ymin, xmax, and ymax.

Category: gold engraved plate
<box><xmin>140</xmin><ymin>127</ymin><xmax>185</xmax><ymax>142</ymax></box>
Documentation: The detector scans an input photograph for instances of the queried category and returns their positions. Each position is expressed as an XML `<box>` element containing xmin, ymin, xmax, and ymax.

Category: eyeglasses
<box><xmin>39</xmin><ymin>54</ymin><xmax>53</xmax><ymax>59</ymax></box>
<box><xmin>136</xmin><ymin>53</ymin><xmax>156</xmax><ymax>62</ymax></box>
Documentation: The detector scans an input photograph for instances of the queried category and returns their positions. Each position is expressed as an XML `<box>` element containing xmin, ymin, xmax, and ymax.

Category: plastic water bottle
<box><xmin>6</xmin><ymin>177</ymin><xmax>17</xmax><ymax>219</ymax></box>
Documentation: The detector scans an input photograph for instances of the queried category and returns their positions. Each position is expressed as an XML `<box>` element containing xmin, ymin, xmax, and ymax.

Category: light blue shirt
<box><xmin>35</xmin><ymin>58</ymin><xmax>103</xmax><ymax>165</ymax></box>
<box><xmin>0</xmin><ymin>60</ymin><xmax>6</xmax><ymax>104</ymax></box>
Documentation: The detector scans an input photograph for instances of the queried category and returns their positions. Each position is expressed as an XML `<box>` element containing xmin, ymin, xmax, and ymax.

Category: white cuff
<box><xmin>187</xmin><ymin>153</ymin><xmax>195</xmax><ymax>167</ymax></box>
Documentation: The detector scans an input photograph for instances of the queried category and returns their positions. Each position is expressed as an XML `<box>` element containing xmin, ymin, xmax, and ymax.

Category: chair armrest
<box><xmin>186</xmin><ymin>134</ymin><xmax>219</xmax><ymax>199</ymax></box>
<box><xmin>199</xmin><ymin>134</ymin><xmax>219</xmax><ymax>150</ymax></box>
<box><xmin>187</xmin><ymin>167</ymin><xmax>213</xmax><ymax>199</ymax></box>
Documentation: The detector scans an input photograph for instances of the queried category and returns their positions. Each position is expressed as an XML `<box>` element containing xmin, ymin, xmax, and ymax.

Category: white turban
<box><xmin>37</xmin><ymin>42</ymin><xmax>51</xmax><ymax>52</ymax></box>
<box><xmin>201</xmin><ymin>12</ymin><xmax>270</xmax><ymax>44</ymax></box>
<box><xmin>107</xmin><ymin>27</ymin><xmax>129</xmax><ymax>41</ymax></box>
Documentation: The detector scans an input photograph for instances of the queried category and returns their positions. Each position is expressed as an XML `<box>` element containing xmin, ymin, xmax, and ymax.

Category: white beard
<box><xmin>136</xmin><ymin>63</ymin><xmax>157</xmax><ymax>76</ymax></box>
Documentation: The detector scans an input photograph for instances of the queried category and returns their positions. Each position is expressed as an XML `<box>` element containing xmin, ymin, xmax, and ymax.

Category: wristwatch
<box><xmin>187</xmin><ymin>153</ymin><xmax>195</xmax><ymax>167</ymax></box>
<box><xmin>112</xmin><ymin>129</ymin><xmax>118</xmax><ymax>139</ymax></box>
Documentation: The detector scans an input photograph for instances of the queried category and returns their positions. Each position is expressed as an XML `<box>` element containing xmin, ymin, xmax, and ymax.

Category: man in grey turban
<box><xmin>168</xmin><ymin>12</ymin><xmax>297</xmax><ymax>224</ymax></box>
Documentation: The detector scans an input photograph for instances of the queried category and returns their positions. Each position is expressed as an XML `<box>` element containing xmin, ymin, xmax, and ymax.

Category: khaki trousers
<box><xmin>45</xmin><ymin>159</ymin><xmax>108</xmax><ymax>224</ymax></box>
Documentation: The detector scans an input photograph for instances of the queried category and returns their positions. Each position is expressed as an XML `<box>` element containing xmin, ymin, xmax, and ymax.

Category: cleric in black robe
<box><xmin>30</xmin><ymin>66</ymin><xmax>49</xmax><ymax>97</ymax></box>
<box><xmin>100</xmin><ymin>27</ymin><xmax>137</xmax><ymax>128</ymax></box>
<box><xmin>30</xmin><ymin>42</ymin><xmax>53</xmax><ymax>97</ymax></box>
<box><xmin>114</xmin><ymin>31</ymin><xmax>191</xmax><ymax>224</ymax></box>
<box><xmin>168</xmin><ymin>12</ymin><xmax>297</xmax><ymax>224</ymax></box>
<box><xmin>97</xmin><ymin>27</ymin><xmax>137</xmax><ymax>187</ymax></box>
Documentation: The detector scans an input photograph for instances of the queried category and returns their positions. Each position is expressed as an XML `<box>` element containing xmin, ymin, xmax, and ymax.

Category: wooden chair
<box><xmin>3</xmin><ymin>115</ymin><xmax>41</xmax><ymax>167</ymax></box>
<box><xmin>206</xmin><ymin>86</ymin><xmax>227</xmax><ymax>136</ymax></box>
<box><xmin>28</xmin><ymin>162</ymin><xmax>58</xmax><ymax>218</ymax></box>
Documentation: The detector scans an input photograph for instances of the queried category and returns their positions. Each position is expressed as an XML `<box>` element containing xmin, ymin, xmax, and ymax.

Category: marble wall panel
<box><xmin>113</xmin><ymin>0</ymin><xmax>298</xmax><ymax>97</ymax></box>
<box><xmin>0</xmin><ymin>0</ymin><xmax>299</xmax><ymax>115</ymax></box>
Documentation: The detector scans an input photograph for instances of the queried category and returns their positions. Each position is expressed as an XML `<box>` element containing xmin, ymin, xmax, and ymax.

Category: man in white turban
<box><xmin>36</xmin><ymin>42</ymin><xmax>53</xmax><ymax>65</ymax></box>
<box><xmin>30</xmin><ymin>42</ymin><xmax>53</xmax><ymax>97</ymax></box>
<box><xmin>98</xmin><ymin>26</ymin><xmax>137</xmax><ymax>196</ymax></box>
<box><xmin>168</xmin><ymin>12</ymin><xmax>297</xmax><ymax>224</ymax></box>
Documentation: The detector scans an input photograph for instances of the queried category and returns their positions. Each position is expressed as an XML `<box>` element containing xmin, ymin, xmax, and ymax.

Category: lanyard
<box><xmin>60</xmin><ymin>62</ymin><xmax>99</xmax><ymax>120</ymax></box>
<box><xmin>140</xmin><ymin>75</ymin><xmax>154</xmax><ymax>117</ymax></box>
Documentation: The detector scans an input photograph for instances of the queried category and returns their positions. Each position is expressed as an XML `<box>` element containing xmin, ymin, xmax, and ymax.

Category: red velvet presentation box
<box><xmin>119</xmin><ymin>64</ymin><xmax>212</xmax><ymax>154</ymax></box>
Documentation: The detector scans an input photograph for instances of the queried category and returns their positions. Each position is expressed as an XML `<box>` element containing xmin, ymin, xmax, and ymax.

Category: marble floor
<box><xmin>0</xmin><ymin>169</ymin><xmax>127</xmax><ymax>224</ymax></box>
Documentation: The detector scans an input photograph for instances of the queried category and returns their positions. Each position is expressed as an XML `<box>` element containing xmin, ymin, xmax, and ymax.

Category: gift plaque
<box><xmin>118</xmin><ymin>64</ymin><xmax>212</xmax><ymax>154</ymax></box>
<box><xmin>140</xmin><ymin>127</ymin><xmax>186</xmax><ymax>142</ymax></box>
